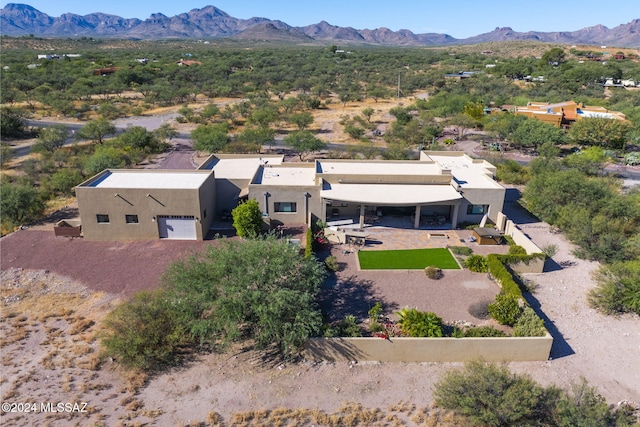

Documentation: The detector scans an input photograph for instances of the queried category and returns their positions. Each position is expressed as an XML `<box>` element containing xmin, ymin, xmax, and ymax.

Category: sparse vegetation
<box><xmin>434</xmin><ymin>361</ymin><xmax>636</xmax><ymax>427</ymax></box>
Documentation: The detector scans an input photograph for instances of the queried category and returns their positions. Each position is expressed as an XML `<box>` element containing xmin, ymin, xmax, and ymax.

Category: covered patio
<box><xmin>321</xmin><ymin>182</ymin><xmax>463</xmax><ymax>230</ymax></box>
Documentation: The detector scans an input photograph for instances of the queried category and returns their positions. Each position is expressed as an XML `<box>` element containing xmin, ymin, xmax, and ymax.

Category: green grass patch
<box><xmin>358</xmin><ymin>248</ymin><xmax>460</xmax><ymax>270</ymax></box>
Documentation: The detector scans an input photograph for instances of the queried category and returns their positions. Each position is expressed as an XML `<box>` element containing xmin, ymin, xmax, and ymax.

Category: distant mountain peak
<box><xmin>0</xmin><ymin>3</ymin><xmax>638</xmax><ymax>47</ymax></box>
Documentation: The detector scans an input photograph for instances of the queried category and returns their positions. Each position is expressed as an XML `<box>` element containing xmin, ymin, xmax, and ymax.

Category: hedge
<box><xmin>487</xmin><ymin>253</ymin><xmax>546</xmax><ymax>299</ymax></box>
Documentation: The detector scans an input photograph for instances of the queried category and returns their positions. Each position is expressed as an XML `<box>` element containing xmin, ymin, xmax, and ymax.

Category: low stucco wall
<box><xmin>496</xmin><ymin>212</ymin><xmax>543</xmax><ymax>256</ymax></box>
<box><xmin>305</xmin><ymin>335</ymin><xmax>553</xmax><ymax>363</ymax></box>
<box><xmin>509</xmin><ymin>257</ymin><xmax>546</xmax><ymax>274</ymax></box>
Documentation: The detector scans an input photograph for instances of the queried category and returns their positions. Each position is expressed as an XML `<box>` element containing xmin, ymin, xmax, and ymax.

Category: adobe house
<box><xmin>200</xmin><ymin>151</ymin><xmax>505</xmax><ymax>232</ymax></box>
<box><xmin>76</xmin><ymin>152</ymin><xmax>506</xmax><ymax>240</ymax></box>
<box><xmin>514</xmin><ymin>101</ymin><xmax>626</xmax><ymax>128</ymax></box>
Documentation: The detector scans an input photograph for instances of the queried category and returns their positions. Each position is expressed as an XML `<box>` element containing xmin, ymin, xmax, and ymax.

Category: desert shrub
<box><xmin>512</xmin><ymin>306</ymin><xmax>546</xmax><ymax>337</ymax></box>
<box><xmin>449</xmin><ymin>246</ymin><xmax>473</xmax><ymax>256</ymax></box>
<box><xmin>508</xmin><ymin>245</ymin><xmax>527</xmax><ymax>255</ymax></box>
<box><xmin>101</xmin><ymin>290</ymin><xmax>185</xmax><ymax>370</ymax></box>
<box><xmin>433</xmin><ymin>360</ymin><xmax>558</xmax><ymax>426</ymax></box>
<box><xmin>541</xmin><ymin>243</ymin><xmax>559</xmax><ymax>258</ymax></box>
<box><xmin>396</xmin><ymin>308</ymin><xmax>443</xmax><ymax>337</ymax></box>
<box><xmin>464</xmin><ymin>255</ymin><xmax>488</xmax><ymax>272</ymax></box>
<box><xmin>161</xmin><ymin>237</ymin><xmax>325</xmax><ymax>359</ymax></box>
<box><xmin>424</xmin><ymin>266</ymin><xmax>443</xmax><ymax>280</ymax></box>
<box><xmin>624</xmin><ymin>151</ymin><xmax>640</xmax><ymax>166</ymax></box>
<box><xmin>553</xmin><ymin>378</ymin><xmax>638</xmax><ymax>427</ymax></box>
<box><xmin>0</xmin><ymin>182</ymin><xmax>46</xmax><ymax>228</ymax></box>
<box><xmin>324</xmin><ymin>315</ymin><xmax>362</xmax><ymax>337</ymax></box>
<box><xmin>50</xmin><ymin>168</ymin><xmax>84</xmax><ymax>196</ymax></box>
<box><xmin>368</xmin><ymin>302</ymin><xmax>383</xmax><ymax>324</ymax></box>
<box><xmin>488</xmin><ymin>293</ymin><xmax>522</xmax><ymax>326</ymax></box>
<box><xmin>435</xmin><ymin>362</ymin><xmax>634</xmax><ymax>427</ymax></box>
<box><xmin>324</xmin><ymin>255</ymin><xmax>339</xmax><ymax>272</ymax></box>
<box><xmin>463</xmin><ymin>326</ymin><xmax>507</xmax><ymax>337</ymax></box>
<box><xmin>495</xmin><ymin>159</ymin><xmax>530</xmax><ymax>185</ymax></box>
<box><xmin>588</xmin><ymin>260</ymin><xmax>640</xmax><ymax>315</ymax></box>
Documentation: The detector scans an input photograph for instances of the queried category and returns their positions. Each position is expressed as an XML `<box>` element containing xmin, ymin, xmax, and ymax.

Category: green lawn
<box><xmin>358</xmin><ymin>248</ymin><xmax>460</xmax><ymax>270</ymax></box>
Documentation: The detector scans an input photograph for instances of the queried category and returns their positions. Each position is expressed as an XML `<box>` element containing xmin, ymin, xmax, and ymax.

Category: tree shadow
<box><xmin>318</xmin><ymin>274</ymin><xmax>399</xmax><ymax>324</ymax></box>
<box><xmin>522</xmin><ymin>291</ymin><xmax>575</xmax><ymax>359</ymax></box>
<box><xmin>31</xmin><ymin>205</ymin><xmax>80</xmax><ymax>226</ymax></box>
<box><xmin>502</xmin><ymin>188</ymin><xmax>541</xmax><ymax>225</ymax></box>
<box><xmin>543</xmin><ymin>256</ymin><xmax>563</xmax><ymax>272</ymax></box>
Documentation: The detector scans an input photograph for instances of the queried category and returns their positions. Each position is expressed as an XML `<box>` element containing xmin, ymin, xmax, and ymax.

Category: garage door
<box><xmin>158</xmin><ymin>215</ymin><xmax>197</xmax><ymax>240</ymax></box>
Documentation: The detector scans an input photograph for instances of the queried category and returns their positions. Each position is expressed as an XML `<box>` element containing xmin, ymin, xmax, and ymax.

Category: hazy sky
<box><xmin>1</xmin><ymin>0</ymin><xmax>635</xmax><ymax>39</ymax></box>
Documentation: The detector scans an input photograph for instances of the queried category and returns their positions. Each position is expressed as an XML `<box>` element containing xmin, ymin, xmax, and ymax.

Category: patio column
<box><xmin>414</xmin><ymin>205</ymin><xmax>421</xmax><ymax>229</ymax></box>
<box><xmin>451</xmin><ymin>202</ymin><xmax>460</xmax><ymax>229</ymax></box>
<box><xmin>359</xmin><ymin>204</ymin><xmax>365</xmax><ymax>229</ymax></box>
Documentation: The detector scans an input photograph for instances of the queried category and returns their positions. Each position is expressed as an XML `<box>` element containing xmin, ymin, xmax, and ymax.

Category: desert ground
<box><xmin>1</xmin><ymin>98</ymin><xmax>639</xmax><ymax>426</ymax></box>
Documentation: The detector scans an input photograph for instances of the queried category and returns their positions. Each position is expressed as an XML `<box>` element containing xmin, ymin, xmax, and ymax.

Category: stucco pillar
<box><xmin>304</xmin><ymin>192</ymin><xmax>310</xmax><ymax>226</ymax></box>
<box><xmin>414</xmin><ymin>205</ymin><xmax>421</xmax><ymax>229</ymax></box>
<box><xmin>451</xmin><ymin>202</ymin><xmax>460</xmax><ymax>229</ymax></box>
<box><xmin>359</xmin><ymin>204</ymin><xmax>365</xmax><ymax>229</ymax></box>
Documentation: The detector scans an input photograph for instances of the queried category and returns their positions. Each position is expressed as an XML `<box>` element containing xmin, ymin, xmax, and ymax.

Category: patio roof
<box><xmin>321</xmin><ymin>182</ymin><xmax>462</xmax><ymax>205</ymax></box>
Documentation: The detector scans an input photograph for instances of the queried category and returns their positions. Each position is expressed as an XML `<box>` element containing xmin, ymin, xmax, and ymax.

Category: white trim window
<box><xmin>274</xmin><ymin>202</ymin><xmax>297</xmax><ymax>213</ymax></box>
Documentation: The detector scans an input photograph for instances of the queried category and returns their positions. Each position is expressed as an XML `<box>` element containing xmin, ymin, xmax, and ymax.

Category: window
<box><xmin>96</xmin><ymin>214</ymin><xmax>110</xmax><ymax>223</ymax></box>
<box><xmin>274</xmin><ymin>202</ymin><xmax>297</xmax><ymax>213</ymax></box>
<box><xmin>467</xmin><ymin>204</ymin><xmax>489</xmax><ymax>215</ymax></box>
<box><xmin>125</xmin><ymin>214</ymin><xmax>139</xmax><ymax>224</ymax></box>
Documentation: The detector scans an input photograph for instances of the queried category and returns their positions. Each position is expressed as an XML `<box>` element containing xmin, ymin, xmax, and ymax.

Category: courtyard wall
<box><xmin>305</xmin><ymin>334</ymin><xmax>553</xmax><ymax>362</ymax></box>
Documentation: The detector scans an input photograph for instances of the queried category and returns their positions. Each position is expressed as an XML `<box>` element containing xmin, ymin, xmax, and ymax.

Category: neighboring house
<box><xmin>93</xmin><ymin>67</ymin><xmax>120</xmax><ymax>76</ymax></box>
<box><xmin>514</xmin><ymin>101</ymin><xmax>626</xmax><ymax>128</ymax></box>
<box><xmin>177</xmin><ymin>59</ymin><xmax>202</xmax><ymax>66</ymax></box>
<box><xmin>75</xmin><ymin>170</ymin><xmax>216</xmax><ymax>241</ymax></box>
<box><xmin>444</xmin><ymin>71</ymin><xmax>477</xmax><ymax>79</ymax></box>
<box><xmin>75</xmin><ymin>152</ymin><xmax>506</xmax><ymax>241</ymax></box>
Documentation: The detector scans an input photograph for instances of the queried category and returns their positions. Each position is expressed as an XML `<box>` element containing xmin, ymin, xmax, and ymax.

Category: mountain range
<box><xmin>1</xmin><ymin>3</ymin><xmax>639</xmax><ymax>48</ymax></box>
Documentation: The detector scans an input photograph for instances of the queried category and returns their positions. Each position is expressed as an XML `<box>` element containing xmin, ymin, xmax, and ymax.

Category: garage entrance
<box><xmin>157</xmin><ymin>215</ymin><xmax>197</xmax><ymax>240</ymax></box>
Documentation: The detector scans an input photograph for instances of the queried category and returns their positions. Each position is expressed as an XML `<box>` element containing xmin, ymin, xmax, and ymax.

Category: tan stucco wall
<box><xmin>305</xmin><ymin>334</ymin><xmax>553</xmax><ymax>362</ymax></box>
<box><xmin>216</xmin><ymin>178</ymin><xmax>251</xmax><ymax>214</ymax></box>
<box><xmin>76</xmin><ymin>170</ymin><xmax>215</xmax><ymax>241</ymax></box>
<box><xmin>458</xmin><ymin>187</ymin><xmax>506</xmax><ymax>224</ymax></box>
<box><xmin>248</xmin><ymin>184</ymin><xmax>322</xmax><ymax>226</ymax></box>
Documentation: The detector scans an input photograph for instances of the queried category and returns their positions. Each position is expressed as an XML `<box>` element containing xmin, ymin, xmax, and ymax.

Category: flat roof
<box><xmin>317</xmin><ymin>161</ymin><xmax>441</xmax><ymax>176</ymax></box>
<box><xmin>322</xmin><ymin>182</ymin><xmax>462</xmax><ymax>205</ymax></box>
<box><xmin>260</xmin><ymin>166</ymin><xmax>316</xmax><ymax>186</ymax></box>
<box><xmin>426</xmin><ymin>155</ymin><xmax>502</xmax><ymax>190</ymax></box>
<box><xmin>202</xmin><ymin>157</ymin><xmax>284</xmax><ymax>180</ymax></box>
<box><xmin>84</xmin><ymin>170</ymin><xmax>211</xmax><ymax>189</ymax></box>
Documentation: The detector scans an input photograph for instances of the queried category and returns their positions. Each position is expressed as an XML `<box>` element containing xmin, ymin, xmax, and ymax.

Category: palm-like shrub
<box><xmin>396</xmin><ymin>307</ymin><xmax>443</xmax><ymax>337</ymax></box>
<box><xmin>464</xmin><ymin>255</ymin><xmax>488</xmax><ymax>272</ymax></box>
